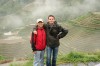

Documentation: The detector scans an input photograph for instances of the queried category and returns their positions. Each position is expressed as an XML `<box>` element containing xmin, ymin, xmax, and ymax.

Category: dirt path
<box><xmin>0</xmin><ymin>60</ymin><xmax>28</xmax><ymax>66</ymax></box>
<box><xmin>0</xmin><ymin>63</ymin><xmax>10</xmax><ymax>66</ymax></box>
<box><xmin>0</xmin><ymin>62</ymin><xmax>100</xmax><ymax>66</ymax></box>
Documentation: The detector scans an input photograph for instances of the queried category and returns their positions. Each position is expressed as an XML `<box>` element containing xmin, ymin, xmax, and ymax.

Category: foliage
<box><xmin>0</xmin><ymin>55</ymin><xmax>5</xmax><ymax>60</ymax></box>
<box><xmin>10</xmin><ymin>51</ymin><xmax>100</xmax><ymax>66</ymax></box>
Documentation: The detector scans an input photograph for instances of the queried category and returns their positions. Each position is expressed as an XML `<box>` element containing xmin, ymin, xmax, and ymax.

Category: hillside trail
<box><xmin>0</xmin><ymin>62</ymin><xmax>100</xmax><ymax>66</ymax></box>
<box><xmin>0</xmin><ymin>60</ymin><xmax>27</xmax><ymax>66</ymax></box>
<box><xmin>0</xmin><ymin>63</ymin><xmax>10</xmax><ymax>66</ymax></box>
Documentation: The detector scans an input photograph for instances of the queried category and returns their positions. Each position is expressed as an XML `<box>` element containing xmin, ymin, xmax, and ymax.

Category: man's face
<box><xmin>48</xmin><ymin>17</ymin><xmax>55</xmax><ymax>24</ymax></box>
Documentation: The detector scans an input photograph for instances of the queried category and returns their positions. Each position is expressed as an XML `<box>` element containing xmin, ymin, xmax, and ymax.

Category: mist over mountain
<box><xmin>0</xmin><ymin>0</ymin><xmax>100</xmax><ymax>23</ymax></box>
<box><xmin>0</xmin><ymin>0</ymin><xmax>100</xmax><ymax>33</ymax></box>
<box><xmin>0</xmin><ymin>0</ymin><xmax>100</xmax><ymax>59</ymax></box>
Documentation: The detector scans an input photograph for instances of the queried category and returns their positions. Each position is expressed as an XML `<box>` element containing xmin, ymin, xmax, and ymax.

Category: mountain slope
<box><xmin>72</xmin><ymin>12</ymin><xmax>100</xmax><ymax>29</ymax></box>
<box><xmin>59</xmin><ymin>12</ymin><xmax>100</xmax><ymax>54</ymax></box>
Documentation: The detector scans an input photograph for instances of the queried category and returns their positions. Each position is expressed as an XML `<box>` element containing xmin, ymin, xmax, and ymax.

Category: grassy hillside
<box><xmin>0</xmin><ymin>0</ymin><xmax>100</xmax><ymax>59</ymax></box>
<box><xmin>0</xmin><ymin>12</ymin><xmax>100</xmax><ymax>59</ymax></box>
<box><xmin>9</xmin><ymin>12</ymin><xmax>100</xmax><ymax>55</ymax></box>
<box><xmin>71</xmin><ymin>12</ymin><xmax>100</xmax><ymax>29</ymax></box>
<box><xmin>58</xmin><ymin>12</ymin><xmax>100</xmax><ymax>54</ymax></box>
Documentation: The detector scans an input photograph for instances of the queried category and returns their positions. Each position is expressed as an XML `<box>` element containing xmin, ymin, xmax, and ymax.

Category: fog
<box><xmin>31</xmin><ymin>0</ymin><xmax>100</xmax><ymax>20</ymax></box>
<box><xmin>0</xmin><ymin>0</ymin><xmax>100</xmax><ymax>29</ymax></box>
<box><xmin>0</xmin><ymin>0</ymin><xmax>100</xmax><ymax>59</ymax></box>
<box><xmin>3</xmin><ymin>14</ymin><xmax>23</xmax><ymax>28</ymax></box>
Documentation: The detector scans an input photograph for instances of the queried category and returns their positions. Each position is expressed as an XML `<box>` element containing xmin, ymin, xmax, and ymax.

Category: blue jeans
<box><xmin>46</xmin><ymin>46</ymin><xmax>59</xmax><ymax>66</ymax></box>
<box><xmin>33</xmin><ymin>50</ymin><xmax>45</xmax><ymax>66</ymax></box>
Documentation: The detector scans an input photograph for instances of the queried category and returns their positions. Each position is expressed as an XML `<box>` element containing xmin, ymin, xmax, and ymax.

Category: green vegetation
<box><xmin>69</xmin><ymin>12</ymin><xmax>100</xmax><ymax>30</ymax></box>
<box><xmin>9</xmin><ymin>60</ymin><xmax>38</xmax><ymax>66</ymax></box>
<box><xmin>10</xmin><ymin>63</ymin><xmax>24</xmax><ymax>66</ymax></box>
<box><xmin>74</xmin><ymin>12</ymin><xmax>92</xmax><ymax>22</ymax></box>
<box><xmin>0</xmin><ymin>55</ymin><xmax>5</xmax><ymax>60</ymax></box>
<box><xmin>92</xmin><ymin>19</ymin><xmax>100</xmax><ymax>24</ymax></box>
<box><xmin>10</xmin><ymin>59</ymin><xmax>33</xmax><ymax>66</ymax></box>
<box><xmin>58</xmin><ymin>51</ymin><xmax>100</xmax><ymax>63</ymax></box>
<box><xmin>10</xmin><ymin>51</ymin><xmax>100</xmax><ymax>66</ymax></box>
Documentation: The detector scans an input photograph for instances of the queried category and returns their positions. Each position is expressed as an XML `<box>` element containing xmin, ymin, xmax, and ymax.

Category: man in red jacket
<box><xmin>30</xmin><ymin>18</ymin><xmax>46</xmax><ymax>66</ymax></box>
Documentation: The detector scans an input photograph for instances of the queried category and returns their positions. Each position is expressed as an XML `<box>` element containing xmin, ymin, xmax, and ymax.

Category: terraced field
<box><xmin>0</xmin><ymin>12</ymin><xmax>100</xmax><ymax>59</ymax></box>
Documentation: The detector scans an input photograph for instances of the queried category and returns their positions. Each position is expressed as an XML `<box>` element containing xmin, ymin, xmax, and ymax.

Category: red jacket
<box><xmin>30</xmin><ymin>27</ymin><xmax>46</xmax><ymax>51</ymax></box>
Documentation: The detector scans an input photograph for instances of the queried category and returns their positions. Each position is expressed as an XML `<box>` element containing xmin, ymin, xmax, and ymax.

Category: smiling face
<box><xmin>48</xmin><ymin>16</ymin><xmax>55</xmax><ymax>24</ymax></box>
<box><xmin>37</xmin><ymin>21</ymin><xmax>44</xmax><ymax>28</ymax></box>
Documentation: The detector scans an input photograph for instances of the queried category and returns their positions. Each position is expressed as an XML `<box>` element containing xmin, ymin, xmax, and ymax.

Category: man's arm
<box><xmin>57</xmin><ymin>25</ymin><xmax>68</xmax><ymax>39</ymax></box>
<box><xmin>30</xmin><ymin>32</ymin><xmax>36</xmax><ymax>52</ymax></box>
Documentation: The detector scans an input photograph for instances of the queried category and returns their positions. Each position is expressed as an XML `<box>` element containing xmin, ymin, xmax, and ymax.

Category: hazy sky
<box><xmin>0</xmin><ymin>0</ymin><xmax>100</xmax><ymax>29</ymax></box>
<box><xmin>31</xmin><ymin>0</ymin><xmax>99</xmax><ymax>18</ymax></box>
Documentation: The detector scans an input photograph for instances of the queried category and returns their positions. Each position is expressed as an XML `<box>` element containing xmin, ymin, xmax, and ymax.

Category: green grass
<box><xmin>92</xmin><ymin>19</ymin><xmax>100</xmax><ymax>24</ymax></box>
<box><xmin>10</xmin><ymin>51</ymin><xmax>100</xmax><ymax>66</ymax></box>
<box><xmin>58</xmin><ymin>51</ymin><xmax>100</xmax><ymax>63</ymax></box>
<box><xmin>10</xmin><ymin>63</ymin><xmax>24</xmax><ymax>66</ymax></box>
<box><xmin>0</xmin><ymin>55</ymin><xmax>5</xmax><ymax>60</ymax></box>
<box><xmin>74</xmin><ymin>12</ymin><xmax>92</xmax><ymax>21</ymax></box>
<box><xmin>10</xmin><ymin>59</ymin><xmax>33</xmax><ymax>66</ymax></box>
<box><xmin>68</xmin><ymin>12</ymin><xmax>100</xmax><ymax>30</ymax></box>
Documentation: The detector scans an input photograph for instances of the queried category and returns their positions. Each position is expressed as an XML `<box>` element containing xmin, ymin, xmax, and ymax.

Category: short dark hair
<box><xmin>48</xmin><ymin>15</ymin><xmax>55</xmax><ymax>19</ymax></box>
